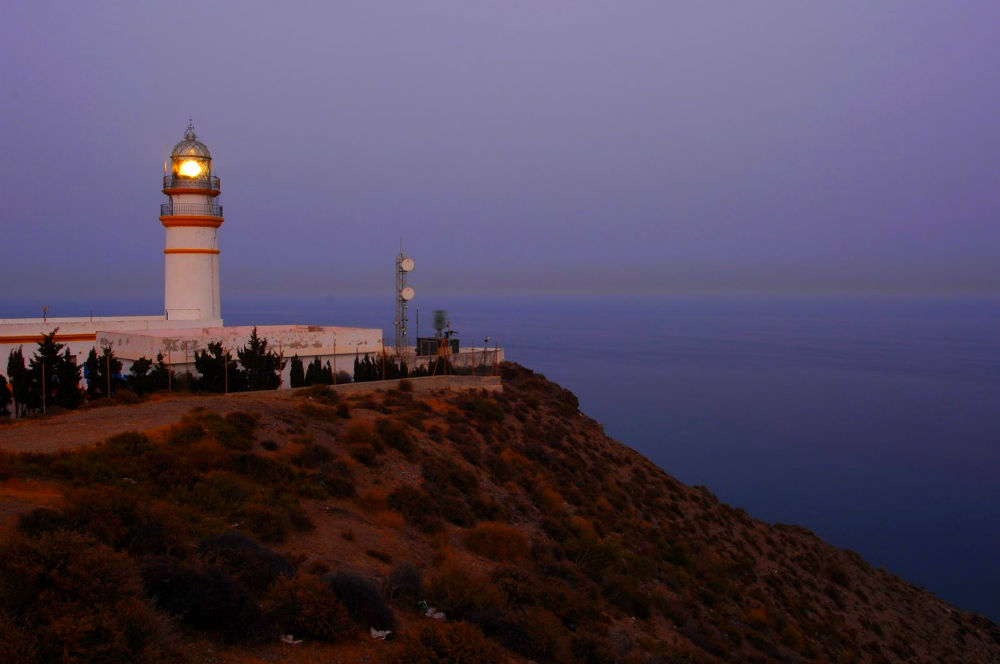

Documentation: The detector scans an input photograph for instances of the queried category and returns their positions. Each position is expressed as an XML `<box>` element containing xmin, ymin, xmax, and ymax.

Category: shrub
<box><xmin>293</xmin><ymin>443</ymin><xmax>334</xmax><ymax>468</ymax></box>
<box><xmin>377</xmin><ymin>418</ymin><xmax>415</xmax><ymax>456</ymax></box>
<box><xmin>387</xmin><ymin>485</ymin><xmax>444</xmax><ymax>534</ymax></box>
<box><xmin>317</xmin><ymin>460</ymin><xmax>356</xmax><ymax>497</ymax></box>
<box><xmin>197</xmin><ymin>532</ymin><xmax>293</xmax><ymax>595</ymax></box>
<box><xmin>358</xmin><ymin>488</ymin><xmax>387</xmax><ymax>512</ymax></box>
<box><xmin>388</xmin><ymin>562</ymin><xmax>423</xmax><ymax>602</ymax></box>
<box><xmin>518</xmin><ymin>607</ymin><xmax>574</xmax><ymax>663</ymax></box>
<box><xmin>464</xmin><ymin>521</ymin><xmax>530</xmax><ymax>561</ymax></box>
<box><xmin>181</xmin><ymin>409</ymin><xmax>257</xmax><ymax>451</ymax></box>
<box><xmin>321</xmin><ymin>572</ymin><xmax>395</xmax><ymax>630</ymax></box>
<box><xmin>62</xmin><ymin>486</ymin><xmax>183</xmax><ymax>556</ymax></box>
<box><xmin>426</xmin><ymin>563</ymin><xmax>506</xmax><ymax>620</ymax></box>
<box><xmin>242</xmin><ymin>504</ymin><xmax>291</xmax><ymax>543</ymax></box>
<box><xmin>141</xmin><ymin>557</ymin><xmax>268</xmax><ymax>643</ymax></box>
<box><xmin>387</xmin><ymin>621</ymin><xmax>504</xmax><ymax>664</ymax></box>
<box><xmin>376</xmin><ymin>511</ymin><xmax>406</xmax><ymax>530</ymax></box>
<box><xmin>343</xmin><ymin>420</ymin><xmax>380</xmax><ymax>449</ymax></box>
<box><xmin>349</xmin><ymin>443</ymin><xmax>379</xmax><ymax>467</ymax></box>
<box><xmin>104</xmin><ymin>430</ymin><xmax>154</xmax><ymax>455</ymax></box>
<box><xmin>0</xmin><ymin>531</ymin><xmax>177</xmax><ymax>663</ymax></box>
<box><xmin>17</xmin><ymin>507</ymin><xmax>69</xmax><ymax>537</ymax></box>
<box><xmin>470</xmin><ymin>396</ymin><xmax>505</xmax><ymax>424</ymax></box>
<box><xmin>295</xmin><ymin>384</ymin><xmax>340</xmax><ymax>405</ymax></box>
<box><xmin>422</xmin><ymin>456</ymin><xmax>479</xmax><ymax>494</ymax></box>
<box><xmin>166</xmin><ymin>421</ymin><xmax>205</xmax><ymax>446</ymax></box>
<box><xmin>266</xmin><ymin>575</ymin><xmax>354</xmax><ymax>641</ymax></box>
<box><xmin>175</xmin><ymin>472</ymin><xmax>254</xmax><ymax>513</ymax></box>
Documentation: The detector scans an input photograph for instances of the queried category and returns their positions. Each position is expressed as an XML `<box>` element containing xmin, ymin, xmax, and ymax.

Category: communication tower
<box><xmin>394</xmin><ymin>246</ymin><xmax>415</xmax><ymax>356</ymax></box>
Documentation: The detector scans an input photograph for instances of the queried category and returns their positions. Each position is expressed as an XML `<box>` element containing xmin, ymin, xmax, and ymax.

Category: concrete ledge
<box><xmin>320</xmin><ymin>374</ymin><xmax>502</xmax><ymax>395</ymax></box>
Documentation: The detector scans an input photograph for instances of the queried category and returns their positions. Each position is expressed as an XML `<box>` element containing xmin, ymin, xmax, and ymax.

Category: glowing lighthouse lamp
<box><xmin>160</xmin><ymin>121</ymin><xmax>224</xmax><ymax>322</ymax></box>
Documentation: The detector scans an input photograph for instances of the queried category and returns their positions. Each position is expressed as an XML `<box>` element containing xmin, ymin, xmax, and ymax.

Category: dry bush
<box><xmin>266</xmin><ymin>575</ymin><xmax>353</xmax><ymax>641</ymax></box>
<box><xmin>343</xmin><ymin>420</ymin><xmax>380</xmax><ymax>449</ymax></box>
<box><xmin>173</xmin><ymin>471</ymin><xmax>254</xmax><ymax>512</ymax></box>
<box><xmin>295</xmin><ymin>385</ymin><xmax>340</xmax><ymax>405</ymax></box>
<box><xmin>532</xmin><ymin>482</ymin><xmax>565</xmax><ymax>514</ymax></box>
<box><xmin>377</xmin><ymin>417</ymin><xmax>416</xmax><ymax>456</ymax></box>
<box><xmin>520</xmin><ymin>607</ymin><xmax>575</xmax><ymax>663</ymax></box>
<box><xmin>242</xmin><ymin>504</ymin><xmax>291</xmax><ymax>543</ymax></box>
<box><xmin>317</xmin><ymin>459</ymin><xmax>356</xmax><ymax>497</ymax></box>
<box><xmin>141</xmin><ymin>557</ymin><xmax>268</xmax><ymax>644</ymax></box>
<box><xmin>358</xmin><ymin>488</ymin><xmax>387</xmax><ymax>513</ymax></box>
<box><xmin>387</xmin><ymin>621</ymin><xmax>504</xmax><ymax>664</ymax></box>
<box><xmin>426</xmin><ymin>563</ymin><xmax>506</xmax><ymax>620</ymax></box>
<box><xmin>292</xmin><ymin>443</ymin><xmax>334</xmax><ymax>468</ymax></box>
<box><xmin>388</xmin><ymin>562</ymin><xmax>423</xmax><ymax>603</ymax></box>
<box><xmin>464</xmin><ymin>521</ymin><xmax>530</xmax><ymax>561</ymax></box>
<box><xmin>387</xmin><ymin>485</ymin><xmax>444</xmax><ymax>533</ymax></box>
<box><xmin>0</xmin><ymin>531</ymin><xmax>179</xmax><ymax>663</ymax></box>
<box><xmin>349</xmin><ymin>443</ymin><xmax>379</xmax><ymax>467</ymax></box>
<box><xmin>179</xmin><ymin>409</ymin><xmax>258</xmax><ymax>451</ymax></box>
<box><xmin>321</xmin><ymin>572</ymin><xmax>395</xmax><ymax>630</ymax></box>
<box><xmin>61</xmin><ymin>486</ymin><xmax>184</xmax><ymax>556</ymax></box>
<box><xmin>376</xmin><ymin>510</ymin><xmax>406</xmax><ymax>531</ymax></box>
<box><xmin>197</xmin><ymin>532</ymin><xmax>292</xmax><ymax>595</ymax></box>
<box><xmin>742</xmin><ymin>605</ymin><xmax>770</xmax><ymax>631</ymax></box>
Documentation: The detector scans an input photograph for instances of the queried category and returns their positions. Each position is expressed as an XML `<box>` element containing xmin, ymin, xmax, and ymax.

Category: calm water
<box><xmin>7</xmin><ymin>294</ymin><xmax>1000</xmax><ymax>622</ymax></box>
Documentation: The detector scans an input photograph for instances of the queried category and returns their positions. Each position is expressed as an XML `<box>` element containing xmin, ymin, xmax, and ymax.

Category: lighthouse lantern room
<box><xmin>160</xmin><ymin>121</ymin><xmax>223</xmax><ymax>322</ymax></box>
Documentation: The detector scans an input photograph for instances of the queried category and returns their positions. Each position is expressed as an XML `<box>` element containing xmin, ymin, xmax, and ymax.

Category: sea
<box><xmin>6</xmin><ymin>293</ymin><xmax>1000</xmax><ymax>623</ymax></box>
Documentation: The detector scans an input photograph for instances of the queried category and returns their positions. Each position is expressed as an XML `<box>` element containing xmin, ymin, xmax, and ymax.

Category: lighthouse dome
<box><xmin>171</xmin><ymin>122</ymin><xmax>211</xmax><ymax>159</ymax></box>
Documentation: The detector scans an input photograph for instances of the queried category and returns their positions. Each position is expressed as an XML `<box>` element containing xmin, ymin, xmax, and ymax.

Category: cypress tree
<box><xmin>55</xmin><ymin>348</ymin><xmax>82</xmax><ymax>408</ymax></box>
<box><xmin>150</xmin><ymin>353</ymin><xmax>171</xmax><ymax>391</ymax></box>
<box><xmin>0</xmin><ymin>374</ymin><xmax>10</xmax><ymax>417</ymax></box>
<box><xmin>85</xmin><ymin>346</ymin><xmax>123</xmax><ymax>399</ymax></box>
<box><xmin>128</xmin><ymin>356</ymin><xmax>154</xmax><ymax>395</ymax></box>
<box><xmin>7</xmin><ymin>347</ymin><xmax>32</xmax><ymax>416</ymax></box>
<box><xmin>290</xmin><ymin>355</ymin><xmax>305</xmax><ymax>388</ymax></box>
<box><xmin>195</xmin><ymin>342</ymin><xmax>240</xmax><ymax>393</ymax></box>
<box><xmin>237</xmin><ymin>327</ymin><xmax>283</xmax><ymax>391</ymax></box>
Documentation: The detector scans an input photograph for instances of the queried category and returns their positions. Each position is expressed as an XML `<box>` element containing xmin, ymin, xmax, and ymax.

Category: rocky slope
<box><xmin>0</xmin><ymin>363</ymin><xmax>997</xmax><ymax>663</ymax></box>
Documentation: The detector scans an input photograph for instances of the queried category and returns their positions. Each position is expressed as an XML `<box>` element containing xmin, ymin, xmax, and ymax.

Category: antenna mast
<box><xmin>394</xmin><ymin>243</ymin><xmax>415</xmax><ymax>357</ymax></box>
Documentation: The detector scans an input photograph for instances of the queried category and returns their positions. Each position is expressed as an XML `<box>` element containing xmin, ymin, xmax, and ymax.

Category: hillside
<box><xmin>1</xmin><ymin>363</ymin><xmax>998</xmax><ymax>663</ymax></box>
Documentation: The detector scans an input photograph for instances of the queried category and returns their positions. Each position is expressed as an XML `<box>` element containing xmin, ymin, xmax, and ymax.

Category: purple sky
<box><xmin>2</xmin><ymin>2</ymin><xmax>998</xmax><ymax>301</ymax></box>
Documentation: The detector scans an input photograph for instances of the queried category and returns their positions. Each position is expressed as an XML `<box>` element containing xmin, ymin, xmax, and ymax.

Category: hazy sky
<box><xmin>2</xmin><ymin>1</ymin><xmax>998</xmax><ymax>302</ymax></box>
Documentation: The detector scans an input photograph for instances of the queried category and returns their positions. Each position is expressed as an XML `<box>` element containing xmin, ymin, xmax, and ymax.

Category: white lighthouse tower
<box><xmin>160</xmin><ymin>121</ymin><xmax>223</xmax><ymax>322</ymax></box>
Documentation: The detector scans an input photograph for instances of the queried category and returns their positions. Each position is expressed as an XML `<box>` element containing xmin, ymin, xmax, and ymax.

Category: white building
<box><xmin>0</xmin><ymin>123</ymin><xmax>383</xmax><ymax>386</ymax></box>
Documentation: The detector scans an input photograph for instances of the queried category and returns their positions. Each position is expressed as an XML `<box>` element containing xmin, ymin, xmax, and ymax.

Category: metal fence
<box><xmin>160</xmin><ymin>202</ymin><xmax>223</xmax><ymax>216</ymax></box>
<box><xmin>162</xmin><ymin>175</ymin><xmax>220</xmax><ymax>190</ymax></box>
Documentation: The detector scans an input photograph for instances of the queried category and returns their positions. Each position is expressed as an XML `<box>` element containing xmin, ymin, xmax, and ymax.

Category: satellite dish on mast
<box><xmin>400</xmin><ymin>257</ymin><xmax>415</xmax><ymax>272</ymax></box>
<box><xmin>400</xmin><ymin>287</ymin><xmax>415</xmax><ymax>301</ymax></box>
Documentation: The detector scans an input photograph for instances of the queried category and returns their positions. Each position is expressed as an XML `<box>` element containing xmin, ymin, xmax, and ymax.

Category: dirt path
<box><xmin>0</xmin><ymin>391</ymin><xmax>294</xmax><ymax>453</ymax></box>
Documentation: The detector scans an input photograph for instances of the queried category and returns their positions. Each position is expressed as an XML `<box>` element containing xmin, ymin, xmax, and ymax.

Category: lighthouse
<box><xmin>160</xmin><ymin>121</ymin><xmax>223</xmax><ymax>322</ymax></box>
